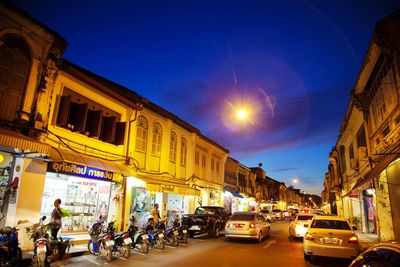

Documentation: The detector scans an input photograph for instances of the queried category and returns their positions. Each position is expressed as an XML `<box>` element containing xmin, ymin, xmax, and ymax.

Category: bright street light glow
<box><xmin>236</xmin><ymin>108</ymin><xmax>248</xmax><ymax>120</ymax></box>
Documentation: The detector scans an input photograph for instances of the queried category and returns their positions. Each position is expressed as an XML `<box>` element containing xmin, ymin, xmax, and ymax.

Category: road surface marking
<box><xmin>263</xmin><ymin>239</ymin><xmax>277</xmax><ymax>249</ymax></box>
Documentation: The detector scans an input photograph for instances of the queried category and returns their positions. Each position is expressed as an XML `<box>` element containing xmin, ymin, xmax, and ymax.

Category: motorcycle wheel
<box><xmin>173</xmin><ymin>235</ymin><xmax>179</xmax><ymax>247</ymax></box>
<box><xmin>14</xmin><ymin>247</ymin><xmax>23</xmax><ymax>266</ymax></box>
<box><xmin>37</xmin><ymin>254</ymin><xmax>47</xmax><ymax>267</ymax></box>
<box><xmin>156</xmin><ymin>238</ymin><xmax>165</xmax><ymax>250</ymax></box>
<box><xmin>140</xmin><ymin>242</ymin><xmax>149</xmax><ymax>254</ymax></box>
<box><xmin>120</xmin><ymin>245</ymin><xmax>130</xmax><ymax>258</ymax></box>
<box><xmin>105</xmin><ymin>247</ymin><xmax>113</xmax><ymax>262</ymax></box>
<box><xmin>182</xmin><ymin>234</ymin><xmax>188</xmax><ymax>244</ymax></box>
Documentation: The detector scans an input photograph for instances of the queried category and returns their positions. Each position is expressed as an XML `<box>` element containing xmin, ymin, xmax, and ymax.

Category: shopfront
<box><xmin>40</xmin><ymin>161</ymin><xmax>122</xmax><ymax>233</ymax></box>
<box><xmin>147</xmin><ymin>182</ymin><xmax>200</xmax><ymax>225</ymax></box>
<box><xmin>0</xmin><ymin>151</ymin><xmax>14</xmax><ymax>223</ymax></box>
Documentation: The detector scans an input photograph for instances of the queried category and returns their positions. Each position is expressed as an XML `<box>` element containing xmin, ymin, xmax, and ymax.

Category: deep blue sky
<box><xmin>14</xmin><ymin>0</ymin><xmax>400</xmax><ymax>195</ymax></box>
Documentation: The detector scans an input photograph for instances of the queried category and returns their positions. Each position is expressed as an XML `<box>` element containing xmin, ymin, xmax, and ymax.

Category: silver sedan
<box><xmin>225</xmin><ymin>212</ymin><xmax>271</xmax><ymax>242</ymax></box>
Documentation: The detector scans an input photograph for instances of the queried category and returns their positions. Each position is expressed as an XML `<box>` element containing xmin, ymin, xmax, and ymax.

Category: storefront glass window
<box><xmin>130</xmin><ymin>186</ymin><xmax>152</xmax><ymax>226</ymax></box>
<box><xmin>41</xmin><ymin>172</ymin><xmax>111</xmax><ymax>232</ymax></box>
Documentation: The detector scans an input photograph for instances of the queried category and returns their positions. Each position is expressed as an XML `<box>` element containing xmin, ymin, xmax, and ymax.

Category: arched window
<box><xmin>151</xmin><ymin>122</ymin><xmax>162</xmax><ymax>156</ymax></box>
<box><xmin>0</xmin><ymin>35</ymin><xmax>31</xmax><ymax>121</ymax></box>
<box><xmin>169</xmin><ymin>131</ymin><xmax>177</xmax><ymax>162</ymax></box>
<box><xmin>135</xmin><ymin>116</ymin><xmax>148</xmax><ymax>152</ymax></box>
<box><xmin>180</xmin><ymin>137</ymin><xmax>187</xmax><ymax>166</ymax></box>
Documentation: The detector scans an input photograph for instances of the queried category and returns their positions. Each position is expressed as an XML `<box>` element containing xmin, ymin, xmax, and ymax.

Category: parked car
<box><xmin>349</xmin><ymin>242</ymin><xmax>400</xmax><ymax>267</ymax></box>
<box><xmin>272</xmin><ymin>209</ymin><xmax>283</xmax><ymax>220</ymax></box>
<box><xmin>181</xmin><ymin>206</ymin><xmax>231</xmax><ymax>238</ymax></box>
<box><xmin>289</xmin><ymin>213</ymin><xmax>314</xmax><ymax>238</ymax></box>
<box><xmin>282</xmin><ymin>210</ymin><xmax>291</xmax><ymax>220</ymax></box>
<box><xmin>303</xmin><ymin>215</ymin><xmax>360</xmax><ymax>261</ymax></box>
<box><xmin>225</xmin><ymin>212</ymin><xmax>271</xmax><ymax>242</ymax></box>
<box><xmin>260</xmin><ymin>209</ymin><xmax>276</xmax><ymax>223</ymax></box>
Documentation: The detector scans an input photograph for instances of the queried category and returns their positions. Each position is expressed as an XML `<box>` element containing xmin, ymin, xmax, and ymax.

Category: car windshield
<box><xmin>297</xmin><ymin>215</ymin><xmax>314</xmax><ymax>221</ymax></box>
<box><xmin>195</xmin><ymin>207</ymin><xmax>216</xmax><ymax>215</ymax></box>
<box><xmin>310</xmin><ymin>219</ymin><xmax>351</xmax><ymax>230</ymax></box>
<box><xmin>230</xmin><ymin>214</ymin><xmax>255</xmax><ymax>221</ymax></box>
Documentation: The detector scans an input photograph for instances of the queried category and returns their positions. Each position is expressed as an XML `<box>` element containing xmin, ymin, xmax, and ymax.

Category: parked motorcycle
<box><xmin>173</xmin><ymin>218</ymin><xmax>188</xmax><ymax>244</ymax></box>
<box><xmin>156</xmin><ymin>220</ymin><xmax>179</xmax><ymax>247</ymax></box>
<box><xmin>105</xmin><ymin>221</ymin><xmax>131</xmax><ymax>259</ymax></box>
<box><xmin>127</xmin><ymin>216</ymin><xmax>149</xmax><ymax>254</ymax></box>
<box><xmin>145</xmin><ymin>219</ymin><xmax>165</xmax><ymax>250</ymax></box>
<box><xmin>87</xmin><ymin>218</ymin><xmax>114</xmax><ymax>262</ymax></box>
<box><xmin>26</xmin><ymin>216</ymin><xmax>71</xmax><ymax>267</ymax></box>
<box><xmin>0</xmin><ymin>225</ymin><xmax>22</xmax><ymax>266</ymax></box>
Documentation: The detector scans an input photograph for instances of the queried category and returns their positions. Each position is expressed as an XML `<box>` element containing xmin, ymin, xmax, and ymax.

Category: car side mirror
<box><xmin>303</xmin><ymin>224</ymin><xmax>309</xmax><ymax>228</ymax></box>
<box><xmin>351</xmin><ymin>226</ymin><xmax>357</xmax><ymax>231</ymax></box>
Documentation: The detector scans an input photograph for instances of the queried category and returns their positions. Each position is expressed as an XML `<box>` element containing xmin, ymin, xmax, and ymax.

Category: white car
<box><xmin>225</xmin><ymin>212</ymin><xmax>271</xmax><ymax>242</ymax></box>
<box><xmin>303</xmin><ymin>215</ymin><xmax>360</xmax><ymax>261</ymax></box>
<box><xmin>289</xmin><ymin>213</ymin><xmax>314</xmax><ymax>238</ymax></box>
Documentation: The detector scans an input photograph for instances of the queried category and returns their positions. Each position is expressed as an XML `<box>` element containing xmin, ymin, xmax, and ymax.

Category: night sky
<box><xmin>12</xmin><ymin>0</ymin><xmax>400</xmax><ymax>195</ymax></box>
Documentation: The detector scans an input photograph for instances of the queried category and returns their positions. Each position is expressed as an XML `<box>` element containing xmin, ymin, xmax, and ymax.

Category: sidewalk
<box><xmin>22</xmin><ymin>233</ymin><xmax>90</xmax><ymax>266</ymax></box>
<box><xmin>355</xmin><ymin>230</ymin><xmax>380</xmax><ymax>251</ymax></box>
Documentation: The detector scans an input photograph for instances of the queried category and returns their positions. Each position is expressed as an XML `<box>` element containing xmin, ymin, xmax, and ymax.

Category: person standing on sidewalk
<box><xmin>50</xmin><ymin>198</ymin><xmax>63</xmax><ymax>239</ymax></box>
<box><xmin>151</xmin><ymin>203</ymin><xmax>161</xmax><ymax>224</ymax></box>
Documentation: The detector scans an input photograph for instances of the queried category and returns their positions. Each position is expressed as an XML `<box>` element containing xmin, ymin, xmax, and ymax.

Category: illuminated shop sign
<box><xmin>48</xmin><ymin>162</ymin><xmax>114</xmax><ymax>181</ymax></box>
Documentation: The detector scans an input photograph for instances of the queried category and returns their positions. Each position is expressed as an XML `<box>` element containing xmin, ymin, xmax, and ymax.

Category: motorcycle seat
<box><xmin>0</xmin><ymin>227</ymin><xmax>12</xmax><ymax>234</ymax></box>
<box><xmin>114</xmin><ymin>232</ymin><xmax>126</xmax><ymax>238</ymax></box>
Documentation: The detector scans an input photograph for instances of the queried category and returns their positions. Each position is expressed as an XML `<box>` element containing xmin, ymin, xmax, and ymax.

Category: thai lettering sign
<box><xmin>48</xmin><ymin>162</ymin><xmax>113</xmax><ymax>181</ymax></box>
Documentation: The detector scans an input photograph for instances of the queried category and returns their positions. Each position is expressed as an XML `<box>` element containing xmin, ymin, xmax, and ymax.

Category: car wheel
<box><xmin>258</xmin><ymin>232</ymin><xmax>262</xmax><ymax>243</ymax></box>
<box><xmin>213</xmin><ymin>226</ymin><xmax>221</xmax><ymax>238</ymax></box>
<box><xmin>304</xmin><ymin>253</ymin><xmax>311</xmax><ymax>261</ymax></box>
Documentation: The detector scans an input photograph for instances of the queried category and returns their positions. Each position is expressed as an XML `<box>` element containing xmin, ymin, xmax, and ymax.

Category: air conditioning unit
<box><xmin>350</xmin><ymin>158</ymin><xmax>359</xmax><ymax>170</ymax></box>
<box><xmin>358</xmin><ymin>146</ymin><xmax>367</xmax><ymax>160</ymax></box>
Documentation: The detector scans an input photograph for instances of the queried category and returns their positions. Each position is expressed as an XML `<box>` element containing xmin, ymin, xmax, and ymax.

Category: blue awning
<box><xmin>228</xmin><ymin>190</ymin><xmax>244</xmax><ymax>198</ymax></box>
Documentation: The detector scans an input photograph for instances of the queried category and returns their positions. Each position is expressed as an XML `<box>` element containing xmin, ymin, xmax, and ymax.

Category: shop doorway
<box><xmin>363</xmin><ymin>189</ymin><xmax>376</xmax><ymax>234</ymax></box>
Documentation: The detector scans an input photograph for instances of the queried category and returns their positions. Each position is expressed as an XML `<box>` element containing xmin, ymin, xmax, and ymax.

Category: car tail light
<box><xmin>104</xmin><ymin>234</ymin><xmax>111</xmax><ymax>241</ymax></box>
<box><xmin>304</xmin><ymin>233</ymin><xmax>314</xmax><ymax>240</ymax></box>
<box><xmin>249</xmin><ymin>223</ymin><xmax>256</xmax><ymax>229</ymax></box>
<box><xmin>348</xmin><ymin>236</ymin><xmax>358</xmax><ymax>244</ymax></box>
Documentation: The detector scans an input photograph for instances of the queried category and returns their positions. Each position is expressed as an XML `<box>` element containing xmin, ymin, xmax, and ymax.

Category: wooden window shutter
<box><xmin>115</xmin><ymin>122</ymin><xmax>126</xmax><ymax>145</ymax></box>
<box><xmin>69</xmin><ymin>102</ymin><xmax>88</xmax><ymax>133</ymax></box>
<box><xmin>101</xmin><ymin>116</ymin><xmax>116</xmax><ymax>143</ymax></box>
<box><xmin>56</xmin><ymin>95</ymin><xmax>71</xmax><ymax>127</ymax></box>
<box><xmin>85</xmin><ymin>110</ymin><xmax>102</xmax><ymax>138</ymax></box>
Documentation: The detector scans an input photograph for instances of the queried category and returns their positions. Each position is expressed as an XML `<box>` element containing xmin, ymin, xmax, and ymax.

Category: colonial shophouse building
<box><xmin>322</xmin><ymin>11</ymin><xmax>400</xmax><ymax>241</ymax></box>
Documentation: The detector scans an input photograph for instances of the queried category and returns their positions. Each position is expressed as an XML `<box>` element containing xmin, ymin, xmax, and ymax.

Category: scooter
<box><xmin>26</xmin><ymin>216</ymin><xmax>48</xmax><ymax>267</ymax></box>
<box><xmin>0</xmin><ymin>225</ymin><xmax>22</xmax><ymax>266</ymax></box>
<box><xmin>173</xmin><ymin>218</ymin><xmax>188</xmax><ymax>244</ymax></box>
<box><xmin>27</xmin><ymin>216</ymin><xmax>71</xmax><ymax>267</ymax></box>
<box><xmin>105</xmin><ymin>221</ymin><xmax>131</xmax><ymax>259</ymax></box>
<box><xmin>156</xmin><ymin>220</ymin><xmax>179</xmax><ymax>247</ymax></box>
<box><xmin>127</xmin><ymin>216</ymin><xmax>149</xmax><ymax>254</ymax></box>
<box><xmin>87</xmin><ymin>217</ymin><xmax>114</xmax><ymax>262</ymax></box>
<box><xmin>145</xmin><ymin>220</ymin><xmax>165</xmax><ymax>250</ymax></box>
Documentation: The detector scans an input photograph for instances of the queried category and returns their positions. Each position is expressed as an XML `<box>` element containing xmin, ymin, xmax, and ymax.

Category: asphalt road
<box><xmin>47</xmin><ymin>220</ymin><xmax>353</xmax><ymax>267</ymax></box>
